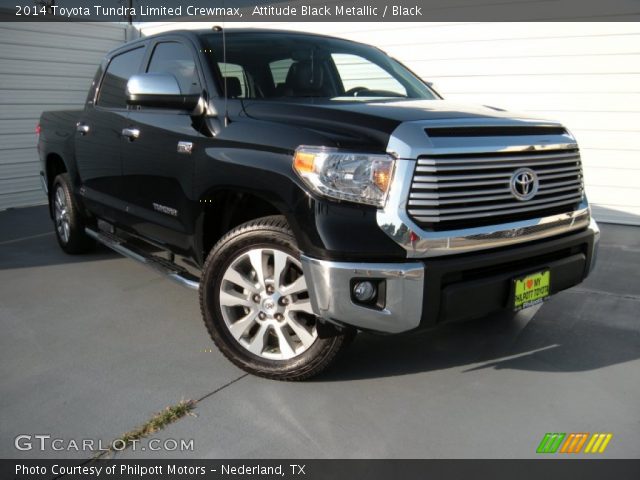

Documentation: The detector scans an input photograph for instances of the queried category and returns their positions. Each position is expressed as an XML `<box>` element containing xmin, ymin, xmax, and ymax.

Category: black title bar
<box><xmin>2</xmin><ymin>0</ymin><xmax>640</xmax><ymax>22</ymax></box>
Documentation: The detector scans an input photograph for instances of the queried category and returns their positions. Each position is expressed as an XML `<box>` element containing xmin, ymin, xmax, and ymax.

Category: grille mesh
<box><xmin>408</xmin><ymin>149</ymin><xmax>584</xmax><ymax>230</ymax></box>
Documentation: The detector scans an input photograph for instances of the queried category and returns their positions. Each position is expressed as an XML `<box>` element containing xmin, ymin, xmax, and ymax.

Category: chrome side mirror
<box><xmin>126</xmin><ymin>73</ymin><xmax>201</xmax><ymax>111</ymax></box>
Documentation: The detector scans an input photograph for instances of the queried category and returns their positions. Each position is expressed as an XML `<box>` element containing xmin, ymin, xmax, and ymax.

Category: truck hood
<box><xmin>241</xmin><ymin>98</ymin><xmax>550</xmax><ymax>150</ymax></box>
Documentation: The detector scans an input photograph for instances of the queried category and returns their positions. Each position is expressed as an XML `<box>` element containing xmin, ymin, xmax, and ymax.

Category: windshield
<box><xmin>200</xmin><ymin>31</ymin><xmax>437</xmax><ymax>101</ymax></box>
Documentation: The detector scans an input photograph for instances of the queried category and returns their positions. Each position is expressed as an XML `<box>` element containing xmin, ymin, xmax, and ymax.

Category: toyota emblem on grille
<box><xmin>510</xmin><ymin>168</ymin><xmax>539</xmax><ymax>201</ymax></box>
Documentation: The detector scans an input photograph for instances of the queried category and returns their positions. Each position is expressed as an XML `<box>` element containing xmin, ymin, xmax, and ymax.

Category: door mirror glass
<box><xmin>126</xmin><ymin>73</ymin><xmax>200</xmax><ymax>110</ymax></box>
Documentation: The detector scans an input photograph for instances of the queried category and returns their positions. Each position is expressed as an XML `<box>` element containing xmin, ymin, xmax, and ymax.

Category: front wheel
<box><xmin>199</xmin><ymin>216</ymin><xmax>354</xmax><ymax>380</ymax></box>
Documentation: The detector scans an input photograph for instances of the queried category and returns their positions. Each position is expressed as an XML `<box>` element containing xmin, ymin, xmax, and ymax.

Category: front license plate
<box><xmin>513</xmin><ymin>270</ymin><xmax>551</xmax><ymax>311</ymax></box>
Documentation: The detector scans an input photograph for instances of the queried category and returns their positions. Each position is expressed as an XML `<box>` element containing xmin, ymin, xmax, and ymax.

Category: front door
<box><xmin>119</xmin><ymin>40</ymin><xmax>205</xmax><ymax>252</ymax></box>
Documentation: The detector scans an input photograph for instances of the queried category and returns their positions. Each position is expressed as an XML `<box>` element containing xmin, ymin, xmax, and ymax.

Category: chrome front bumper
<box><xmin>301</xmin><ymin>256</ymin><xmax>425</xmax><ymax>334</ymax></box>
<box><xmin>301</xmin><ymin>218</ymin><xmax>600</xmax><ymax>334</ymax></box>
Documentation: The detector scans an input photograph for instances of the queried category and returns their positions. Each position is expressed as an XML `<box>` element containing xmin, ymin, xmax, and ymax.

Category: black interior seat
<box><xmin>223</xmin><ymin>76</ymin><xmax>242</xmax><ymax>98</ymax></box>
<box><xmin>282</xmin><ymin>60</ymin><xmax>328</xmax><ymax>97</ymax></box>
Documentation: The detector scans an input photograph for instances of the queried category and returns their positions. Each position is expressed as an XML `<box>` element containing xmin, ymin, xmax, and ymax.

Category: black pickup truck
<box><xmin>38</xmin><ymin>28</ymin><xmax>599</xmax><ymax>380</ymax></box>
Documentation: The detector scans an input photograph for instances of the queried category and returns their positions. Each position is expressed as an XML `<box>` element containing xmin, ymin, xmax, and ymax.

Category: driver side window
<box><xmin>331</xmin><ymin>53</ymin><xmax>406</xmax><ymax>96</ymax></box>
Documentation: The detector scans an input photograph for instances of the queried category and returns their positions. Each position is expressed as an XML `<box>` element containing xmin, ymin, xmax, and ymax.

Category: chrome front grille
<box><xmin>407</xmin><ymin>149</ymin><xmax>584</xmax><ymax>229</ymax></box>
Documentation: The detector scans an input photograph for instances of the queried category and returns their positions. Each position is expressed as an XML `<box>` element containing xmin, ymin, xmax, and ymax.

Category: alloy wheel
<box><xmin>218</xmin><ymin>248</ymin><xmax>317</xmax><ymax>360</ymax></box>
<box><xmin>53</xmin><ymin>185</ymin><xmax>70</xmax><ymax>244</ymax></box>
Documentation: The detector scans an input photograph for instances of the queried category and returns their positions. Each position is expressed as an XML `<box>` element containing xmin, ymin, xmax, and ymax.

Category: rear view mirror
<box><xmin>126</xmin><ymin>73</ymin><xmax>200</xmax><ymax>111</ymax></box>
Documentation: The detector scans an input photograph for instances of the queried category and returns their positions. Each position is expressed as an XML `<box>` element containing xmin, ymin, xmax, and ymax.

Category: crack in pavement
<box><xmin>52</xmin><ymin>373</ymin><xmax>250</xmax><ymax>478</ymax></box>
<box><xmin>197</xmin><ymin>374</ymin><xmax>249</xmax><ymax>403</ymax></box>
<box><xmin>570</xmin><ymin>287</ymin><xmax>640</xmax><ymax>302</ymax></box>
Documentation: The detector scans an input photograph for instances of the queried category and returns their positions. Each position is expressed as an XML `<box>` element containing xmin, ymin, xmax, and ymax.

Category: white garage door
<box><xmin>0</xmin><ymin>22</ymin><xmax>128</xmax><ymax>210</ymax></box>
<box><xmin>143</xmin><ymin>21</ymin><xmax>640</xmax><ymax>226</ymax></box>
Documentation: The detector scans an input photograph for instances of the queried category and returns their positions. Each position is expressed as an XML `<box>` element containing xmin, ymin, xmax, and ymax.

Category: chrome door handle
<box><xmin>121</xmin><ymin>128</ymin><xmax>140</xmax><ymax>140</ymax></box>
<box><xmin>76</xmin><ymin>123</ymin><xmax>90</xmax><ymax>135</ymax></box>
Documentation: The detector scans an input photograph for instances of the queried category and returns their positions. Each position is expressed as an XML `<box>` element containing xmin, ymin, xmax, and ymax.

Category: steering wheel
<box><xmin>344</xmin><ymin>86</ymin><xmax>370</xmax><ymax>97</ymax></box>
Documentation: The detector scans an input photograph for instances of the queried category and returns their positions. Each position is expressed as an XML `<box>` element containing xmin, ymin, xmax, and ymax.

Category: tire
<box><xmin>199</xmin><ymin>215</ymin><xmax>354</xmax><ymax>381</ymax></box>
<box><xmin>51</xmin><ymin>173</ymin><xmax>94</xmax><ymax>254</ymax></box>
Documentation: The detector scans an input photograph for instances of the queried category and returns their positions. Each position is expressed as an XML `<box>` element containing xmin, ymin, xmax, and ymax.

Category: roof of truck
<box><xmin>107</xmin><ymin>28</ymin><xmax>365</xmax><ymax>57</ymax></box>
<box><xmin>148</xmin><ymin>28</ymin><xmax>347</xmax><ymax>40</ymax></box>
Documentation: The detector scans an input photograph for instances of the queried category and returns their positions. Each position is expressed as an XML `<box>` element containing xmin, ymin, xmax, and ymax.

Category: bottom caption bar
<box><xmin>4</xmin><ymin>459</ymin><xmax>640</xmax><ymax>480</ymax></box>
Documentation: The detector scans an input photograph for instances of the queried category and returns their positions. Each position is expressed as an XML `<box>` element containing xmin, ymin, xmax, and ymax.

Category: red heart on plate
<box><xmin>526</xmin><ymin>279</ymin><xmax>533</xmax><ymax>289</ymax></box>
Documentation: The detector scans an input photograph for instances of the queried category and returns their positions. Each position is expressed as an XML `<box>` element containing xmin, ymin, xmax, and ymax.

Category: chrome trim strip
<box><xmin>300</xmin><ymin>255</ymin><xmax>424</xmax><ymax>333</ymax></box>
<box><xmin>386</xmin><ymin>117</ymin><xmax>577</xmax><ymax>160</ymax></box>
<box><xmin>416</xmin><ymin>150</ymin><xmax>580</xmax><ymax>166</ymax></box>
<box><xmin>409</xmin><ymin>193</ymin><xmax>583</xmax><ymax>216</ymax></box>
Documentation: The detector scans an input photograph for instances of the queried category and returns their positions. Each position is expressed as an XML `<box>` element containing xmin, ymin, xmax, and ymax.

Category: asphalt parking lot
<box><xmin>1</xmin><ymin>205</ymin><xmax>639</xmax><ymax>459</ymax></box>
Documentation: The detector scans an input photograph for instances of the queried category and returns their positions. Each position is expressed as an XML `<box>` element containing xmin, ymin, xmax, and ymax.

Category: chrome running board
<box><xmin>85</xmin><ymin>227</ymin><xmax>200</xmax><ymax>290</ymax></box>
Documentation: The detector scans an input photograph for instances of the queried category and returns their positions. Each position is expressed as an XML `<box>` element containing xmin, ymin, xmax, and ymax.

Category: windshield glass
<box><xmin>200</xmin><ymin>31</ymin><xmax>437</xmax><ymax>101</ymax></box>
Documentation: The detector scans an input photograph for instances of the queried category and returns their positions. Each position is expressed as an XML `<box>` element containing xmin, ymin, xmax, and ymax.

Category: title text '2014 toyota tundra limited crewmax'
<box><xmin>38</xmin><ymin>29</ymin><xmax>600</xmax><ymax>380</ymax></box>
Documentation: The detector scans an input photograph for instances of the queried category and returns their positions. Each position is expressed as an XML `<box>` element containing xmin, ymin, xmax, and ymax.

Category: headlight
<box><xmin>293</xmin><ymin>146</ymin><xmax>395</xmax><ymax>207</ymax></box>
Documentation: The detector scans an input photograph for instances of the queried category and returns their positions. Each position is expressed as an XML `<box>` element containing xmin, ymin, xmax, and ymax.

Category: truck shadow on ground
<box><xmin>0</xmin><ymin>233</ymin><xmax>117</xmax><ymax>270</ymax></box>
<box><xmin>319</xmin><ymin>291</ymin><xmax>640</xmax><ymax>381</ymax></box>
<box><xmin>0</xmin><ymin>205</ymin><xmax>118</xmax><ymax>270</ymax></box>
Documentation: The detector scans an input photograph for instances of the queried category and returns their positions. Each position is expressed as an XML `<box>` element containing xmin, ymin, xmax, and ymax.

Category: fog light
<box><xmin>353</xmin><ymin>281</ymin><xmax>377</xmax><ymax>303</ymax></box>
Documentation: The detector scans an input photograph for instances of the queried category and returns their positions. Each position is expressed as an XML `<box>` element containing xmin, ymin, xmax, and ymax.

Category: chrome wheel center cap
<box><xmin>262</xmin><ymin>297</ymin><xmax>277</xmax><ymax>314</ymax></box>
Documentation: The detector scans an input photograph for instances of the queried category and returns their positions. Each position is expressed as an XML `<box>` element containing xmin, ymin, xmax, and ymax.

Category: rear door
<box><xmin>119</xmin><ymin>39</ymin><xmax>206</xmax><ymax>251</ymax></box>
<box><xmin>74</xmin><ymin>46</ymin><xmax>145</xmax><ymax>221</ymax></box>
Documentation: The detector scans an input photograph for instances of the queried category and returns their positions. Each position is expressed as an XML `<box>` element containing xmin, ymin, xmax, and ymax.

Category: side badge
<box><xmin>153</xmin><ymin>203</ymin><xmax>178</xmax><ymax>217</ymax></box>
<box><xmin>177</xmin><ymin>141</ymin><xmax>193</xmax><ymax>155</ymax></box>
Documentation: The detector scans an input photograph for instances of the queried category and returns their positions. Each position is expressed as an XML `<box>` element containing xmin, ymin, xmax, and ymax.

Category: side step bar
<box><xmin>85</xmin><ymin>227</ymin><xmax>200</xmax><ymax>290</ymax></box>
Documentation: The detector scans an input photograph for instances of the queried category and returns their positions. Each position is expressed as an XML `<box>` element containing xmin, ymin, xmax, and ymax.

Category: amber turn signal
<box><xmin>293</xmin><ymin>151</ymin><xmax>316</xmax><ymax>174</ymax></box>
<box><xmin>373</xmin><ymin>163</ymin><xmax>393</xmax><ymax>193</ymax></box>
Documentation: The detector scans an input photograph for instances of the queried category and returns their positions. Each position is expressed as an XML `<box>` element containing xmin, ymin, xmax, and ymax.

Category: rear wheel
<box><xmin>51</xmin><ymin>173</ymin><xmax>94</xmax><ymax>254</ymax></box>
<box><xmin>199</xmin><ymin>215</ymin><xmax>354</xmax><ymax>380</ymax></box>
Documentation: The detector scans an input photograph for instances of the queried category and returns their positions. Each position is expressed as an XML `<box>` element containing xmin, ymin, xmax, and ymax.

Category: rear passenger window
<box><xmin>218</xmin><ymin>62</ymin><xmax>247</xmax><ymax>98</ymax></box>
<box><xmin>147</xmin><ymin>42</ymin><xmax>200</xmax><ymax>95</ymax></box>
<box><xmin>269</xmin><ymin>58</ymin><xmax>294</xmax><ymax>85</ymax></box>
<box><xmin>97</xmin><ymin>47</ymin><xmax>145</xmax><ymax>109</ymax></box>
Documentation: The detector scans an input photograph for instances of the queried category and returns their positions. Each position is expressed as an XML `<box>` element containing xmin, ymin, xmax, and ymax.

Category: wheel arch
<box><xmin>196</xmin><ymin>187</ymin><xmax>300</xmax><ymax>265</ymax></box>
<box><xmin>46</xmin><ymin>153</ymin><xmax>67</xmax><ymax>189</ymax></box>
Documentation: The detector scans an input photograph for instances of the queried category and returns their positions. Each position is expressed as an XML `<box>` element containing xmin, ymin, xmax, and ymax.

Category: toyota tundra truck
<box><xmin>37</xmin><ymin>29</ymin><xmax>600</xmax><ymax>380</ymax></box>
